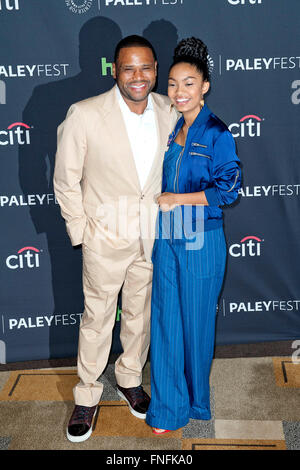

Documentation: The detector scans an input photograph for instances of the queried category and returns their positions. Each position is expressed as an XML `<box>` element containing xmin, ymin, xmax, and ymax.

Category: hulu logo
<box><xmin>116</xmin><ymin>306</ymin><xmax>122</xmax><ymax>322</ymax></box>
<box><xmin>101</xmin><ymin>57</ymin><xmax>113</xmax><ymax>76</ymax></box>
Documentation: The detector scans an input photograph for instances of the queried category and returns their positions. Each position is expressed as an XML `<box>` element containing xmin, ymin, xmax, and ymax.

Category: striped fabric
<box><xmin>146</xmin><ymin>227</ymin><xmax>226</xmax><ymax>430</ymax></box>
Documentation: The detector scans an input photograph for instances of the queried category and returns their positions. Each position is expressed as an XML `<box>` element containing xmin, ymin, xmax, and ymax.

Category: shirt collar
<box><xmin>116</xmin><ymin>85</ymin><xmax>153</xmax><ymax>114</ymax></box>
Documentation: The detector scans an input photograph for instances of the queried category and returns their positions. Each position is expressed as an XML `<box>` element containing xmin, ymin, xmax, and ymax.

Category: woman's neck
<box><xmin>183</xmin><ymin>104</ymin><xmax>204</xmax><ymax>129</ymax></box>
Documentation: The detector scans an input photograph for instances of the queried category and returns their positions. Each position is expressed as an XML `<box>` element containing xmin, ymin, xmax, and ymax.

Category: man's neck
<box><xmin>120</xmin><ymin>92</ymin><xmax>149</xmax><ymax>115</ymax></box>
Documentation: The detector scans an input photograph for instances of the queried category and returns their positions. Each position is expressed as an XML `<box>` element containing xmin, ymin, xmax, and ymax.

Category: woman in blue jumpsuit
<box><xmin>146</xmin><ymin>38</ymin><xmax>241</xmax><ymax>433</ymax></box>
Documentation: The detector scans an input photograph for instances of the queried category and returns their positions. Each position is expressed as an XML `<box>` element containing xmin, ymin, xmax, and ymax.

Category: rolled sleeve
<box><xmin>206</xmin><ymin>130</ymin><xmax>241</xmax><ymax>207</ymax></box>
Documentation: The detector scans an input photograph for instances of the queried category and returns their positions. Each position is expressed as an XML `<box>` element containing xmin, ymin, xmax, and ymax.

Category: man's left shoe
<box><xmin>117</xmin><ymin>385</ymin><xmax>150</xmax><ymax>419</ymax></box>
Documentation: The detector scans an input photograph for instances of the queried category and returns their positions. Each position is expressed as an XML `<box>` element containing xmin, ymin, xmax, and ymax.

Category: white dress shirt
<box><xmin>116</xmin><ymin>86</ymin><xmax>158</xmax><ymax>190</ymax></box>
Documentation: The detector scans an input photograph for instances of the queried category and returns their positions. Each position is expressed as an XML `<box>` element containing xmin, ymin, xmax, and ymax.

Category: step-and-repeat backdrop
<box><xmin>0</xmin><ymin>0</ymin><xmax>299</xmax><ymax>363</ymax></box>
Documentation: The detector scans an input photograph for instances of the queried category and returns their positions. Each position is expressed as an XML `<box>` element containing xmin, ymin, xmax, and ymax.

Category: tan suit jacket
<box><xmin>54</xmin><ymin>85</ymin><xmax>178</xmax><ymax>262</ymax></box>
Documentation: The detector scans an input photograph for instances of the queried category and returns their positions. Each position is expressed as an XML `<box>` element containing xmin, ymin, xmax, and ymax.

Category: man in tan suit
<box><xmin>54</xmin><ymin>35</ymin><xmax>177</xmax><ymax>442</ymax></box>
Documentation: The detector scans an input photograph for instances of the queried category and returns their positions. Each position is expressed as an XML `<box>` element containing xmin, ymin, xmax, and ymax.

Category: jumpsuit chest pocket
<box><xmin>189</xmin><ymin>142</ymin><xmax>211</xmax><ymax>160</ymax></box>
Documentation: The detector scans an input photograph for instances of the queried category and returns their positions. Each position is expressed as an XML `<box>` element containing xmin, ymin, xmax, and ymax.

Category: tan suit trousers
<box><xmin>73</xmin><ymin>238</ymin><xmax>153</xmax><ymax>407</ymax></box>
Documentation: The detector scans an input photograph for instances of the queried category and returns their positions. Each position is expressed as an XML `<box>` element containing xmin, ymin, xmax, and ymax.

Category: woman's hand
<box><xmin>156</xmin><ymin>192</ymin><xmax>178</xmax><ymax>212</ymax></box>
<box><xmin>154</xmin><ymin>191</ymin><xmax>209</xmax><ymax>211</ymax></box>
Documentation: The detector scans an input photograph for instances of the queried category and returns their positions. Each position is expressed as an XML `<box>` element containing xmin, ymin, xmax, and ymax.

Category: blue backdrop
<box><xmin>0</xmin><ymin>0</ymin><xmax>299</xmax><ymax>363</ymax></box>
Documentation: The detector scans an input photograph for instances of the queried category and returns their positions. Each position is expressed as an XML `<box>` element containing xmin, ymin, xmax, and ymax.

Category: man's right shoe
<box><xmin>66</xmin><ymin>404</ymin><xmax>98</xmax><ymax>443</ymax></box>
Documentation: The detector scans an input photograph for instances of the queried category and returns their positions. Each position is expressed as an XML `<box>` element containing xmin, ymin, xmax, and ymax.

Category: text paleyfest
<box><xmin>104</xmin><ymin>0</ymin><xmax>184</xmax><ymax>6</ymax></box>
<box><xmin>0</xmin><ymin>64</ymin><xmax>70</xmax><ymax>78</ymax></box>
<box><xmin>227</xmin><ymin>300</ymin><xmax>300</xmax><ymax>314</ymax></box>
<box><xmin>0</xmin><ymin>194</ymin><xmax>58</xmax><ymax>207</ymax></box>
<box><xmin>8</xmin><ymin>313</ymin><xmax>83</xmax><ymax>330</ymax></box>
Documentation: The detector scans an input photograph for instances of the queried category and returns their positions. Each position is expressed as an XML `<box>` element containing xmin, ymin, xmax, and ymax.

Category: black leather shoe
<box><xmin>117</xmin><ymin>385</ymin><xmax>150</xmax><ymax>419</ymax></box>
<box><xmin>66</xmin><ymin>404</ymin><xmax>97</xmax><ymax>442</ymax></box>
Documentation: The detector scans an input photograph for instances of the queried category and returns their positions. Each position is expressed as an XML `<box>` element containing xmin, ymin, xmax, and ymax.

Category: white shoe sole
<box><xmin>117</xmin><ymin>389</ymin><xmax>146</xmax><ymax>419</ymax></box>
<box><xmin>66</xmin><ymin>407</ymin><xmax>98</xmax><ymax>443</ymax></box>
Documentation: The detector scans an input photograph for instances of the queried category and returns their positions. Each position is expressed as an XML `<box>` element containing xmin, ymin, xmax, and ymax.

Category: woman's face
<box><xmin>168</xmin><ymin>62</ymin><xmax>210</xmax><ymax>120</ymax></box>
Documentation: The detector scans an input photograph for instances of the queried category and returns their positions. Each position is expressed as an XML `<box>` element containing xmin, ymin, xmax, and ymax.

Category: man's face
<box><xmin>113</xmin><ymin>46</ymin><xmax>157</xmax><ymax>103</ymax></box>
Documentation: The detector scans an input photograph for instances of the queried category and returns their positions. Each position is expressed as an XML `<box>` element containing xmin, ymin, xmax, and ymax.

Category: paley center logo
<box><xmin>229</xmin><ymin>114</ymin><xmax>263</xmax><ymax>138</ymax></box>
<box><xmin>6</xmin><ymin>246</ymin><xmax>42</xmax><ymax>270</ymax></box>
<box><xmin>0</xmin><ymin>122</ymin><xmax>31</xmax><ymax>146</ymax></box>
<box><xmin>65</xmin><ymin>0</ymin><xmax>93</xmax><ymax>13</ymax></box>
<box><xmin>0</xmin><ymin>0</ymin><xmax>20</xmax><ymax>10</ymax></box>
<box><xmin>229</xmin><ymin>235</ymin><xmax>263</xmax><ymax>257</ymax></box>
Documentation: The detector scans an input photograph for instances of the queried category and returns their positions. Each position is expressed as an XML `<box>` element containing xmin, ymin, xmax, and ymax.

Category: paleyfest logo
<box><xmin>225</xmin><ymin>56</ymin><xmax>300</xmax><ymax>72</ymax></box>
<box><xmin>228</xmin><ymin>114</ymin><xmax>263</xmax><ymax>138</ymax></box>
<box><xmin>6</xmin><ymin>246</ymin><xmax>42</xmax><ymax>270</ymax></box>
<box><xmin>65</xmin><ymin>0</ymin><xmax>93</xmax><ymax>13</ymax></box>
<box><xmin>103</xmin><ymin>0</ymin><xmax>184</xmax><ymax>6</ymax></box>
<box><xmin>0</xmin><ymin>122</ymin><xmax>31</xmax><ymax>145</ymax></box>
<box><xmin>229</xmin><ymin>235</ymin><xmax>263</xmax><ymax>257</ymax></box>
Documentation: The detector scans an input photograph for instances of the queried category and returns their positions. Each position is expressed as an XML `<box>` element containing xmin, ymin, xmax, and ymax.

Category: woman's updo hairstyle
<box><xmin>171</xmin><ymin>37</ymin><xmax>210</xmax><ymax>82</ymax></box>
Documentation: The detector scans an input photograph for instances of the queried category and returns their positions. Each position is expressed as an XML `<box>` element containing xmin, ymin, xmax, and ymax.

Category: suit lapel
<box><xmin>100</xmin><ymin>86</ymin><xmax>173</xmax><ymax>194</ymax></box>
<box><xmin>101</xmin><ymin>85</ymin><xmax>141</xmax><ymax>192</ymax></box>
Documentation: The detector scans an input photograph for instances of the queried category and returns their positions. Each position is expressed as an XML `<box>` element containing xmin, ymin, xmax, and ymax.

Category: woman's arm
<box><xmin>157</xmin><ymin>129</ymin><xmax>241</xmax><ymax>212</ymax></box>
<box><xmin>157</xmin><ymin>191</ymin><xmax>208</xmax><ymax>212</ymax></box>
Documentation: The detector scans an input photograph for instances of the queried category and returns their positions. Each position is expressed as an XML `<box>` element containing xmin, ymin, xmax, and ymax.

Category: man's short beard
<box><xmin>119</xmin><ymin>83</ymin><xmax>155</xmax><ymax>103</ymax></box>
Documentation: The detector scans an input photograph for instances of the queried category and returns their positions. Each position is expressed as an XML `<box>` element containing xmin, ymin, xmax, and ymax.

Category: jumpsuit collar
<box><xmin>171</xmin><ymin>104</ymin><xmax>212</xmax><ymax>144</ymax></box>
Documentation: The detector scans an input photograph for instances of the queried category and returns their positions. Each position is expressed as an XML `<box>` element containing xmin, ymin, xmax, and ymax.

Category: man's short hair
<box><xmin>114</xmin><ymin>35</ymin><xmax>157</xmax><ymax>63</ymax></box>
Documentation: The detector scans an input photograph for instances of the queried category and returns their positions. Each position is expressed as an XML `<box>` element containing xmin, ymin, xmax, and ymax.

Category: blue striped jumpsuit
<box><xmin>146</xmin><ymin>104</ymin><xmax>241</xmax><ymax>430</ymax></box>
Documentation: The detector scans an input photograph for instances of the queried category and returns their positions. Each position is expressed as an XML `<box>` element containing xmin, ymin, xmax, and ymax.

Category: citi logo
<box><xmin>0</xmin><ymin>122</ymin><xmax>31</xmax><ymax>145</ymax></box>
<box><xmin>6</xmin><ymin>246</ymin><xmax>42</xmax><ymax>270</ymax></box>
<box><xmin>0</xmin><ymin>0</ymin><xmax>19</xmax><ymax>10</ymax></box>
<box><xmin>229</xmin><ymin>236</ymin><xmax>263</xmax><ymax>257</ymax></box>
<box><xmin>228</xmin><ymin>0</ymin><xmax>262</xmax><ymax>4</ymax></box>
<box><xmin>228</xmin><ymin>115</ymin><xmax>263</xmax><ymax>138</ymax></box>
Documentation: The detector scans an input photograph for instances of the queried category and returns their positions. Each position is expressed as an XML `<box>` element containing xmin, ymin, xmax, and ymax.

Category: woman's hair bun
<box><xmin>171</xmin><ymin>37</ymin><xmax>210</xmax><ymax>81</ymax></box>
<box><xmin>173</xmin><ymin>37</ymin><xmax>208</xmax><ymax>63</ymax></box>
